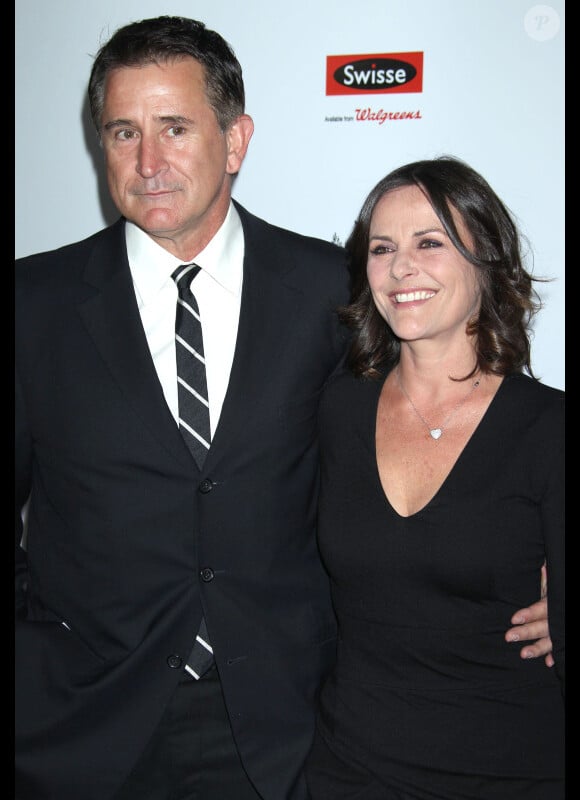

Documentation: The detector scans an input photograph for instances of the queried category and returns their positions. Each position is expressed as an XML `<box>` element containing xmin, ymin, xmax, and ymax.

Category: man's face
<box><xmin>100</xmin><ymin>57</ymin><xmax>252</xmax><ymax>257</ymax></box>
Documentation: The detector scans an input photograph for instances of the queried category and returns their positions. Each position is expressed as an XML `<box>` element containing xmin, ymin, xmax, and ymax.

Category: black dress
<box><xmin>306</xmin><ymin>370</ymin><xmax>565</xmax><ymax>800</ymax></box>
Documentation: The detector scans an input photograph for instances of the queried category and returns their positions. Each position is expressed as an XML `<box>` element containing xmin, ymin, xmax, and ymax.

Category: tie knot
<box><xmin>172</xmin><ymin>263</ymin><xmax>201</xmax><ymax>293</ymax></box>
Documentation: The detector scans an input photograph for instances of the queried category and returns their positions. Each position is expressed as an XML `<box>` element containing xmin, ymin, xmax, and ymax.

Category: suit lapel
<box><xmin>206</xmin><ymin>206</ymin><xmax>304</xmax><ymax>462</ymax></box>
<box><xmin>77</xmin><ymin>220</ymin><xmax>194</xmax><ymax>470</ymax></box>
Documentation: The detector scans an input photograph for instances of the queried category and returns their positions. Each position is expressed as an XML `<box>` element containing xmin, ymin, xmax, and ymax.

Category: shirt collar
<box><xmin>125</xmin><ymin>202</ymin><xmax>244</xmax><ymax>305</ymax></box>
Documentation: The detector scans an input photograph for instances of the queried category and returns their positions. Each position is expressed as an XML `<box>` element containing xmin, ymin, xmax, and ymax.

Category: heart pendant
<box><xmin>430</xmin><ymin>428</ymin><xmax>442</xmax><ymax>440</ymax></box>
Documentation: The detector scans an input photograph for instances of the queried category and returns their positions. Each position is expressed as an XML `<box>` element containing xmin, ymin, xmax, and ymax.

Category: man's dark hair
<box><xmin>88</xmin><ymin>16</ymin><xmax>245</xmax><ymax>135</ymax></box>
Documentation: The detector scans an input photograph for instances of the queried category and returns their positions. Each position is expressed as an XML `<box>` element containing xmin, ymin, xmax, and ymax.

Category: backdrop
<box><xmin>15</xmin><ymin>0</ymin><xmax>565</xmax><ymax>389</ymax></box>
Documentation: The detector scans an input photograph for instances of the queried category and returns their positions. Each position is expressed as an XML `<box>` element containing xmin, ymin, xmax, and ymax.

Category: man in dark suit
<box><xmin>15</xmin><ymin>15</ymin><xmax>553</xmax><ymax>800</ymax></box>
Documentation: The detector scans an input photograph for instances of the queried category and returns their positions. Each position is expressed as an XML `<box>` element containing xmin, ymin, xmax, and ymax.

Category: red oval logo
<box><xmin>326</xmin><ymin>52</ymin><xmax>423</xmax><ymax>96</ymax></box>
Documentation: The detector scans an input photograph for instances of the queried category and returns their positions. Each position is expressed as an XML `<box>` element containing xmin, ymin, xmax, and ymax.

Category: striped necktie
<box><xmin>172</xmin><ymin>264</ymin><xmax>211</xmax><ymax>468</ymax></box>
<box><xmin>172</xmin><ymin>264</ymin><xmax>214</xmax><ymax>679</ymax></box>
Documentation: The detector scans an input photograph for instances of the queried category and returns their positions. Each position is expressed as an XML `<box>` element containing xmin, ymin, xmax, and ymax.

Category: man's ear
<box><xmin>225</xmin><ymin>114</ymin><xmax>254</xmax><ymax>175</ymax></box>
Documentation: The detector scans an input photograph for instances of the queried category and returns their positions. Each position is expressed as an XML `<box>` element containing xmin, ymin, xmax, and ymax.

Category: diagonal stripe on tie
<box><xmin>172</xmin><ymin>264</ymin><xmax>215</xmax><ymax>679</ymax></box>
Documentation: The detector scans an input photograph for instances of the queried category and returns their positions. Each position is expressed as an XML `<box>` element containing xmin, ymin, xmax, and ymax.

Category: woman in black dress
<box><xmin>305</xmin><ymin>156</ymin><xmax>564</xmax><ymax>799</ymax></box>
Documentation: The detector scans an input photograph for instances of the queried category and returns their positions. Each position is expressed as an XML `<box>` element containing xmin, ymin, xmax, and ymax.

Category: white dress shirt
<box><xmin>125</xmin><ymin>202</ymin><xmax>244</xmax><ymax>438</ymax></box>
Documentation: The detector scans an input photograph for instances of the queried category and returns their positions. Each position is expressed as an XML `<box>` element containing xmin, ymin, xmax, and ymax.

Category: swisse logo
<box><xmin>326</xmin><ymin>52</ymin><xmax>423</xmax><ymax>96</ymax></box>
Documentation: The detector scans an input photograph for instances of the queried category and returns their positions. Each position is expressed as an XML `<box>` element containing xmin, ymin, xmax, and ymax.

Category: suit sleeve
<box><xmin>15</xmin><ymin>365</ymin><xmax>31</xmax><ymax>620</ymax></box>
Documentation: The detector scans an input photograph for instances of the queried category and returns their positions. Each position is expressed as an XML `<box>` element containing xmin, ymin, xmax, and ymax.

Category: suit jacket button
<box><xmin>198</xmin><ymin>479</ymin><xmax>213</xmax><ymax>493</ymax></box>
<box><xmin>167</xmin><ymin>654</ymin><xmax>183</xmax><ymax>669</ymax></box>
<box><xmin>200</xmin><ymin>567</ymin><xmax>214</xmax><ymax>582</ymax></box>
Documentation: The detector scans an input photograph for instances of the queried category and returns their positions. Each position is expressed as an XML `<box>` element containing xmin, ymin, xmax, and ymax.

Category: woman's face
<box><xmin>366</xmin><ymin>184</ymin><xmax>481</xmax><ymax>347</ymax></box>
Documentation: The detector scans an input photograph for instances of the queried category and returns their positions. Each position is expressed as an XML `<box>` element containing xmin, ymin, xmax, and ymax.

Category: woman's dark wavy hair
<box><xmin>88</xmin><ymin>16</ymin><xmax>245</xmax><ymax>136</ymax></box>
<box><xmin>342</xmin><ymin>156</ymin><xmax>545</xmax><ymax>381</ymax></box>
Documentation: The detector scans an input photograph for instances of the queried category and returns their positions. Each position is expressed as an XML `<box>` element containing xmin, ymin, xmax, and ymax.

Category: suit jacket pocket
<box><xmin>16</xmin><ymin>616</ymin><xmax>106</xmax><ymax>693</ymax></box>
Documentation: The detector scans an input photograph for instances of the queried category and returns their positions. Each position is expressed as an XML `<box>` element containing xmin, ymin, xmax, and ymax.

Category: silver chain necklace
<box><xmin>396</xmin><ymin>367</ymin><xmax>480</xmax><ymax>440</ymax></box>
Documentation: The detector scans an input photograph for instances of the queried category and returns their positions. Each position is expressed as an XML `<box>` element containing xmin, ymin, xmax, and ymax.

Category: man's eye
<box><xmin>116</xmin><ymin>129</ymin><xmax>135</xmax><ymax>141</ymax></box>
<box><xmin>168</xmin><ymin>126</ymin><xmax>186</xmax><ymax>137</ymax></box>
